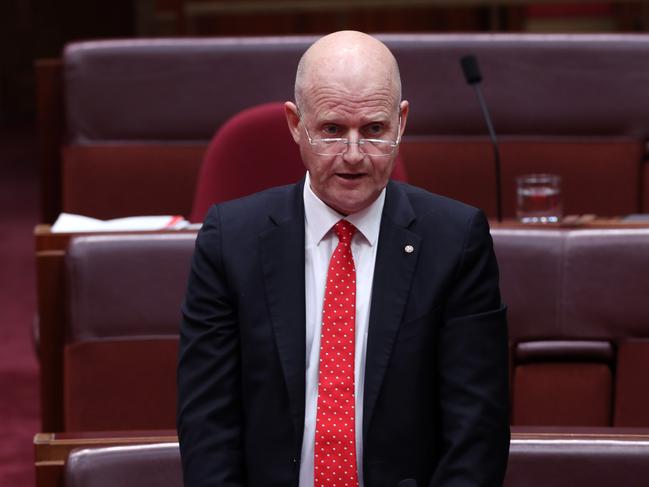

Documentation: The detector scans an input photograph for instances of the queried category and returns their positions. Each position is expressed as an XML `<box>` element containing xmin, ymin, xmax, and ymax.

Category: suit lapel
<box><xmin>363</xmin><ymin>181</ymin><xmax>421</xmax><ymax>439</ymax></box>
<box><xmin>260</xmin><ymin>182</ymin><xmax>307</xmax><ymax>445</ymax></box>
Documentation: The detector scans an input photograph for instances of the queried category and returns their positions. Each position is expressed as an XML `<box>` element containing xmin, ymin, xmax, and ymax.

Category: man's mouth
<box><xmin>337</xmin><ymin>173</ymin><xmax>364</xmax><ymax>180</ymax></box>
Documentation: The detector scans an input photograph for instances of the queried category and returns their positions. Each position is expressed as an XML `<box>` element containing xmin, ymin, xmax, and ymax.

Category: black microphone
<box><xmin>460</xmin><ymin>54</ymin><xmax>502</xmax><ymax>222</ymax></box>
<box><xmin>398</xmin><ymin>479</ymin><xmax>418</xmax><ymax>487</ymax></box>
<box><xmin>460</xmin><ymin>55</ymin><xmax>482</xmax><ymax>84</ymax></box>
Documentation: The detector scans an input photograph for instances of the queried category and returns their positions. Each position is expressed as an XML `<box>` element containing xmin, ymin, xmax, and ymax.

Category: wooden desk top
<box><xmin>34</xmin><ymin>430</ymin><xmax>178</xmax><ymax>463</ymax></box>
<box><xmin>35</xmin><ymin>215</ymin><xmax>649</xmax><ymax>252</ymax></box>
<box><xmin>493</xmin><ymin>215</ymin><xmax>649</xmax><ymax>229</ymax></box>
<box><xmin>34</xmin><ymin>224</ymin><xmax>199</xmax><ymax>252</ymax></box>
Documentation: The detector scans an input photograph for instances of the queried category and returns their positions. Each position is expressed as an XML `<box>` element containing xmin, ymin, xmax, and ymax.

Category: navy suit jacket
<box><xmin>177</xmin><ymin>179</ymin><xmax>510</xmax><ymax>487</ymax></box>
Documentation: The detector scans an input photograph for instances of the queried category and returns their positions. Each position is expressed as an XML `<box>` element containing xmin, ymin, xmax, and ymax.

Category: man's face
<box><xmin>287</xmin><ymin>79</ymin><xmax>408</xmax><ymax>215</ymax></box>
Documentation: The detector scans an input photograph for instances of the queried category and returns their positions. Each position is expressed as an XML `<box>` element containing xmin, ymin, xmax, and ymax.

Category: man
<box><xmin>178</xmin><ymin>31</ymin><xmax>509</xmax><ymax>487</ymax></box>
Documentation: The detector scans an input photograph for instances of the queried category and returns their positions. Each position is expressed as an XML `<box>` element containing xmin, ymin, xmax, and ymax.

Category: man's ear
<box><xmin>284</xmin><ymin>101</ymin><xmax>302</xmax><ymax>143</ymax></box>
<box><xmin>398</xmin><ymin>100</ymin><xmax>410</xmax><ymax>138</ymax></box>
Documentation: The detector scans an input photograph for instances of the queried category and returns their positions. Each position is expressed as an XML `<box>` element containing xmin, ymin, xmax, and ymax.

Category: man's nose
<box><xmin>342</xmin><ymin>139</ymin><xmax>365</xmax><ymax>164</ymax></box>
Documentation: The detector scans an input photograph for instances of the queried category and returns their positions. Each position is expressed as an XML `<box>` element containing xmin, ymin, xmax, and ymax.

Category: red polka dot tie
<box><xmin>314</xmin><ymin>220</ymin><xmax>359</xmax><ymax>487</ymax></box>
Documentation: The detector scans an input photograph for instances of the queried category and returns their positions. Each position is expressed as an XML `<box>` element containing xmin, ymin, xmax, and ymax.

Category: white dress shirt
<box><xmin>299</xmin><ymin>172</ymin><xmax>386</xmax><ymax>487</ymax></box>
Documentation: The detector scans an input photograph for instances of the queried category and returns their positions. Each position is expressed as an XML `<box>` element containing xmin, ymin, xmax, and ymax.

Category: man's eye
<box><xmin>322</xmin><ymin>125</ymin><xmax>339</xmax><ymax>136</ymax></box>
<box><xmin>365</xmin><ymin>124</ymin><xmax>384</xmax><ymax>137</ymax></box>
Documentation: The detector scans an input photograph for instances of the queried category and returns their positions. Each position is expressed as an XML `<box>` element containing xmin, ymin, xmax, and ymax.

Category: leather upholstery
<box><xmin>65</xmin><ymin>234</ymin><xmax>195</xmax><ymax>341</ymax></box>
<box><xmin>494</xmin><ymin>228</ymin><xmax>649</xmax><ymax>341</ymax></box>
<box><xmin>505</xmin><ymin>434</ymin><xmax>649</xmax><ymax>487</ymax></box>
<box><xmin>59</xmin><ymin>34</ymin><xmax>649</xmax><ymax>219</ymax></box>
<box><xmin>63</xmin><ymin>234</ymin><xmax>196</xmax><ymax>431</ymax></box>
<box><xmin>492</xmin><ymin>229</ymin><xmax>563</xmax><ymax>340</ymax></box>
<box><xmin>563</xmin><ymin>229</ymin><xmax>649</xmax><ymax>338</ymax></box>
<box><xmin>516</xmin><ymin>341</ymin><xmax>614</xmax><ymax>363</ymax></box>
<box><xmin>63</xmin><ymin>434</ymin><xmax>649</xmax><ymax>487</ymax></box>
<box><xmin>62</xmin><ymin>144</ymin><xmax>205</xmax><ymax>219</ymax></box>
<box><xmin>65</xmin><ymin>443</ymin><xmax>182</xmax><ymax>487</ymax></box>
<box><xmin>59</xmin><ymin>228</ymin><xmax>649</xmax><ymax>430</ymax></box>
<box><xmin>493</xmin><ymin>228</ymin><xmax>649</xmax><ymax>426</ymax></box>
<box><xmin>64</xmin><ymin>35</ymin><xmax>649</xmax><ymax>141</ymax></box>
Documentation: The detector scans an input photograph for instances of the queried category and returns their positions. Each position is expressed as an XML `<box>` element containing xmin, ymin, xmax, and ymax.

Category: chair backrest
<box><xmin>504</xmin><ymin>432</ymin><xmax>649</xmax><ymax>487</ymax></box>
<box><xmin>190</xmin><ymin>102</ymin><xmax>302</xmax><ymax>223</ymax></box>
<box><xmin>55</xmin><ymin>227</ymin><xmax>649</xmax><ymax>431</ymax></box>
<box><xmin>494</xmin><ymin>228</ymin><xmax>649</xmax><ymax>426</ymax></box>
<box><xmin>65</xmin><ymin>443</ymin><xmax>182</xmax><ymax>487</ymax></box>
<box><xmin>63</xmin><ymin>234</ymin><xmax>196</xmax><ymax>431</ymax></box>
<box><xmin>190</xmin><ymin>102</ymin><xmax>407</xmax><ymax>222</ymax></box>
<box><xmin>63</xmin><ymin>433</ymin><xmax>649</xmax><ymax>487</ymax></box>
<box><xmin>43</xmin><ymin>34</ymin><xmax>649</xmax><ymax>221</ymax></box>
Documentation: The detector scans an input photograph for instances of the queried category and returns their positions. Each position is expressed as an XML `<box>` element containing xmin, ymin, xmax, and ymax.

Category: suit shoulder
<box><xmin>202</xmin><ymin>183</ymin><xmax>302</xmax><ymax>230</ymax></box>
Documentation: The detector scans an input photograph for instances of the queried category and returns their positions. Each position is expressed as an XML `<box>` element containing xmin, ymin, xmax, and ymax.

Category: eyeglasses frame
<box><xmin>298</xmin><ymin>107</ymin><xmax>403</xmax><ymax>157</ymax></box>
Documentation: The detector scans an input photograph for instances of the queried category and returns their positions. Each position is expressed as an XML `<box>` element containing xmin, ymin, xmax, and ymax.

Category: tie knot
<box><xmin>334</xmin><ymin>220</ymin><xmax>356</xmax><ymax>242</ymax></box>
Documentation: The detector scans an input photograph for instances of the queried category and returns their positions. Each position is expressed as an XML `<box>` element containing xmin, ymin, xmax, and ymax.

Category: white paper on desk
<box><xmin>51</xmin><ymin>213</ymin><xmax>190</xmax><ymax>233</ymax></box>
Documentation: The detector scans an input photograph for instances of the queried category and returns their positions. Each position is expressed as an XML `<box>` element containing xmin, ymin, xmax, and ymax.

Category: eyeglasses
<box><xmin>301</xmin><ymin>115</ymin><xmax>402</xmax><ymax>157</ymax></box>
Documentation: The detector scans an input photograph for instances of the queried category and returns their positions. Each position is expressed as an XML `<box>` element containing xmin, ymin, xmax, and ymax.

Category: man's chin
<box><xmin>324</xmin><ymin>191</ymin><xmax>376</xmax><ymax>216</ymax></box>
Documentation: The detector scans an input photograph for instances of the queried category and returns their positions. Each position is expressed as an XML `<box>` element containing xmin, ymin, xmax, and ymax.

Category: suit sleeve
<box><xmin>177</xmin><ymin>205</ymin><xmax>245</xmax><ymax>487</ymax></box>
<box><xmin>430</xmin><ymin>209</ymin><xmax>510</xmax><ymax>487</ymax></box>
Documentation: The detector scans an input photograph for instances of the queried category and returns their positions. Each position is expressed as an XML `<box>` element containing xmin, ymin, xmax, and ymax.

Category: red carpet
<box><xmin>0</xmin><ymin>126</ymin><xmax>41</xmax><ymax>486</ymax></box>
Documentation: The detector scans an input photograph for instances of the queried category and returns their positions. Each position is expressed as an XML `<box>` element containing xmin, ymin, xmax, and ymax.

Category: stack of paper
<box><xmin>51</xmin><ymin>213</ymin><xmax>191</xmax><ymax>233</ymax></box>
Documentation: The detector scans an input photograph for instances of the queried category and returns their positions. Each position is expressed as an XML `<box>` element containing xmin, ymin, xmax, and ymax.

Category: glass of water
<box><xmin>516</xmin><ymin>174</ymin><xmax>562</xmax><ymax>223</ymax></box>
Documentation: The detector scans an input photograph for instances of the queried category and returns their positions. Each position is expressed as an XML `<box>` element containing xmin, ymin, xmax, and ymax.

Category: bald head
<box><xmin>284</xmin><ymin>31</ymin><xmax>409</xmax><ymax>215</ymax></box>
<box><xmin>294</xmin><ymin>31</ymin><xmax>402</xmax><ymax>113</ymax></box>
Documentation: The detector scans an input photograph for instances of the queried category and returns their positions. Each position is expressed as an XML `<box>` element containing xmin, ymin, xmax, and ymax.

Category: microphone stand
<box><xmin>461</xmin><ymin>55</ymin><xmax>503</xmax><ymax>222</ymax></box>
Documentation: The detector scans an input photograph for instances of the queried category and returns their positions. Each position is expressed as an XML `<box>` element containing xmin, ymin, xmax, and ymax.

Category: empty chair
<box><xmin>63</xmin><ymin>234</ymin><xmax>196</xmax><ymax>431</ymax></box>
<box><xmin>493</xmin><ymin>228</ymin><xmax>649</xmax><ymax>427</ymax></box>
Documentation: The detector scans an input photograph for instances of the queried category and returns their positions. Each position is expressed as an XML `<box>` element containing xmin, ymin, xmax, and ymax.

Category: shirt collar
<box><xmin>303</xmin><ymin>171</ymin><xmax>385</xmax><ymax>247</ymax></box>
